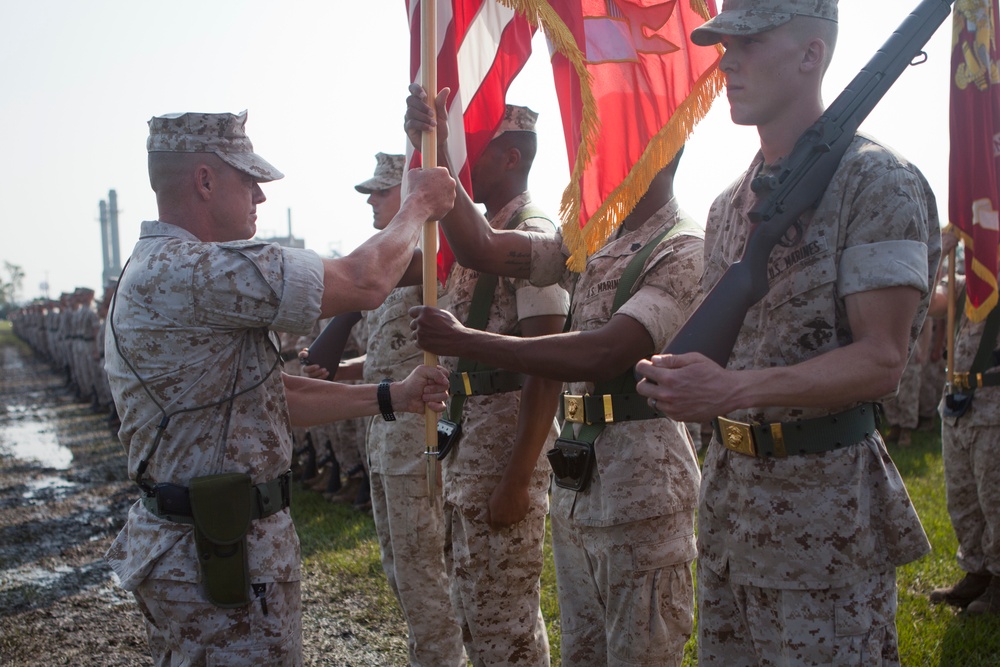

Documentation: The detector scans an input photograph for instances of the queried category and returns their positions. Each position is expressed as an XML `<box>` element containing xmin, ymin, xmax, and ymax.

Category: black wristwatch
<box><xmin>377</xmin><ymin>379</ymin><xmax>396</xmax><ymax>422</ymax></box>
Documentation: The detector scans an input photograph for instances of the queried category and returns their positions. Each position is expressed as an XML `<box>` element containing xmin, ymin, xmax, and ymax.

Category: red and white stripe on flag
<box><xmin>406</xmin><ymin>0</ymin><xmax>535</xmax><ymax>281</ymax></box>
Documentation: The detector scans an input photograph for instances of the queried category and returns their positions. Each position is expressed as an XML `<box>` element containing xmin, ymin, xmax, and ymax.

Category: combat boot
<box><xmin>325</xmin><ymin>475</ymin><xmax>362</xmax><ymax>504</ymax></box>
<box><xmin>352</xmin><ymin>472</ymin><xmax>372</xmax><ymax>512</ymax></box>
<box><xmin>966</xmin><ymin>575</ymin><xmax>1000</xmax><ymax>615</ymax></box>
<box><xmin>929</xmin><ymin>572</ymin><xmax>992</xmax><ymax>608</ymax></box>
<box><xmin>325</xmin><ymin>464</ymin><xmax>364</xmax><ymax>504</ymax></box>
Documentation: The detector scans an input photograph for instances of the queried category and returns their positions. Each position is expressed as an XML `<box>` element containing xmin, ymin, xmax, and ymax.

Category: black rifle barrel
<box><xmin>303</xmin><ymin>311</ymin><xmax>363</xmax><ymax>379</ymax></box>
<box><xmin>662</xmin><ymin>0</ymin><xmax>954</xmax><ymax>366</ymax></box>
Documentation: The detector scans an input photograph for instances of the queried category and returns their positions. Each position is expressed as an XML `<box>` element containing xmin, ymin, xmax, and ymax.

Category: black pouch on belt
<box><xmin>436</xmin><ymin>418</ymin><xmax>462</xmax><ymax>461</ymax></box>
<box><xmin>189</xmin><ymin>472</ymin><xmax>253</xmax><ymax>608</ymax></box>
<box><xmin>546</xmin><ymin>437</ymin><xmax>595</xmax><ymax>492</ymax></box>
<box><xmin>943</xmin><ymin>392</ymin><xmax>972</xmax><ymax>418</ymax></box>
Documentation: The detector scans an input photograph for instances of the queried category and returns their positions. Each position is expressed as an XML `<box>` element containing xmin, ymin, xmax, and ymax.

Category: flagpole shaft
<box><xmin>946</xmin><ymin>246</ymin><xmax>957</xmax><ymax>390</ymax></box>
<box><xmin>421</xmin><ymin>0</ymin><xmax>439</xmax><ymax>500</ymax></box>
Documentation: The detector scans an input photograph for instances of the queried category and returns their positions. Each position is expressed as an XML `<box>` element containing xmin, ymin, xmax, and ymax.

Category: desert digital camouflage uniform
<box><xmin>55</xmin><ymin>294</ymin><xmax>74</xmax><ymax>380</ymax></box>
<box><xmin>67</xmin><ymin>295</ymin><xmax>87</xmax><ymax>394</ymax></box>
<box><xmin>940</xmin><ymin>275</ymin><xmax>1000</xmax><ymax>580</ymax></box>
<box><xmin>696</xmin><ymin>135</ymin><xmax>940</xmax><ymax>666</ymax></box>
<box><xmin>68</xmin><ymin>294</ymin><xmax>90</xmax><ymax>398</ymax></box>
<box><xmin>881</xmin><ymin>352</ymin><xmax>922</xmax><ymax>431</ymax></box>
<box><xmin>330</xmin><ymin>319</ymin><xmax>368</xmax><ymax>475</ymax></box>
<box><xmin>278</xmin><ymin>330</ymin><xmax>311</xmax><ymax>449</ymax></box>
<box><xmin>75</xmin><ymin>293</ymin><xmax>101</xmax><ymax>403</ymax></box>
<box><xmin>364</xmin><ymin>284</ymin><xmax>466</xmax><ymax>667</ymax></box>
<box><xmin>439</xmin><ymin>191</ymin><xmax>568</xmax><ymax>666</ymax></box>
<box><xmin>95</xmin><ymin>310</ymin><xmax>114</xmax><ymax>410</ymax></box>
<box><xmin>529</xmin><ymin>200</ymin><xmax>703</xmax><ymax>667</ymax></box>
<box><xmin>920</xmin><ymin>319</ymin><xmax>947</xmax><ymax>421</ymax></box>
<box><xmin>105</xmin><ymin>219</ymin><xmax>325</xmax><ymax>665</ymax></box>
<box><xmin>299</xmin><ymin>317</ymin><xmax>367</xmax><ymax>484</ymax></box>
<box><xmin>45</xmin><ymin>301</ymin><xmax>62</xmax><ymax>366</ymax></box>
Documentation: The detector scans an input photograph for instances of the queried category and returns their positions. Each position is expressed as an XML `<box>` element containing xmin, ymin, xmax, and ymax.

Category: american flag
<box><xmin>406</xmin><ymin>0</ymin><xmax>536</xmax><ymax>280</ymax></box>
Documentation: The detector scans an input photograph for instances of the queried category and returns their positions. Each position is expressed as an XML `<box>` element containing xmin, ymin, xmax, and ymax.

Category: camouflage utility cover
<box><xmin>692</xmin><ymin>0</ymin><xmax>838</xmax><ymax>46</ymax></box>
<box><xmin>147</xmin><ymin>110</ymin><xmax>284</xmax><ymax>182</ymax></box>
<box><xmin>355</xmin><ymin>152</ymin><xmax>406</xmax><ymax>194</ymax></box>
<box><xmin>493</xmin><ymin>103</ymin><xmax>538</xmax><ymax>138</ymax></box>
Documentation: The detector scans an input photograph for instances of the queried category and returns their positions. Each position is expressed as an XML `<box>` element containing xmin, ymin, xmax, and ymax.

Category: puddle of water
<box><xmin>0</xmin><ymin>419</ymin><xmax>73</xmax><ymax>469</ymax></box>
<box><xmin>21</xmin><ymin>475</ymin><xmax>78</xmax><ymax>500</ymax></box>
<box><xmin>1</xmin><ymin>564</ymin><xmax>75</xmax><ymax>589</ymax></box>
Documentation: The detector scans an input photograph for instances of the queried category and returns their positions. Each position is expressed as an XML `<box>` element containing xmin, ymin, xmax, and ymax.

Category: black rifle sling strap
<box><xmin>448</xmin><ymin>205</ymin><xmax>549</xmax><ymax>423</ymax></box>
<box><xmin>562</xmin><ymin>217</ymin><xmax>701</xmax><ymax>445</ymax></box>
<box><xmin>967</xmin><ymin>301</ymin><xmax>1000</xmax><ymax>395</ymax></box>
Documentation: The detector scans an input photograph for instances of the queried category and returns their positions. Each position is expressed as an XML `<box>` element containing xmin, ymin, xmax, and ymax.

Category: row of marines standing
<box><xmin>14</xmin><ymin>1</ymin><xmax>998</xmax><ymax>666</ymax></box>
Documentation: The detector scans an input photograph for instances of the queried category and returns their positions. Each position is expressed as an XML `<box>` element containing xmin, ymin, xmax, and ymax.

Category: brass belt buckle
<box><xmin>563</xmin><ymin>394</ymin><xmax>585</xmax><ymax>424</ymax></box>
<box><xmin>717</xmin><ymin>416</ymin><xmax>757</xmax><ymax>457</ymax></box>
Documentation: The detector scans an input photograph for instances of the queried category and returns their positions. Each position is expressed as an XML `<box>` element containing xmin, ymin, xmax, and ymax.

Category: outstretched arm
<box><xmin>282</xmin><ymin>364</ymin><xmax>449</xmax><ymax>427</ymax></box>
<box><xmin>411</xmin><ymin>305</ymin><xmax>655</xmax><ymax>383</ymax></box>
<box><xmin>405</xmin><ymin>84</ymin><xmax>535</xmax><ymax>279</ymax></box>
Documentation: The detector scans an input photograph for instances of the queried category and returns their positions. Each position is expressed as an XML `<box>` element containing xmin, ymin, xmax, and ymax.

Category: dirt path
<box><xmin>0</xmin><ymin>340</ymin><xmax>150</xmax><ymax>666</ymax></box>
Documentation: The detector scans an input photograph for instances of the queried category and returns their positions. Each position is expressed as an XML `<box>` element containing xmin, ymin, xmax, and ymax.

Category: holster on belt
<box><xmin>547</xmin><ymin>436</ymin><xmax>595</xmax><ymax>492</ymax></box>
<box><xmin>189</xmin><ymin>472</ymin><xmax>253</xmax><ymax>608</ymax></box>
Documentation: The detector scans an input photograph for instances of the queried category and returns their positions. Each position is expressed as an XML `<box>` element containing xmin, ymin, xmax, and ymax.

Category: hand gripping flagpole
<box><xmin>421</xmin><ymin>0</ymin><xmax>439</xmax><ymax>500</ymax></box>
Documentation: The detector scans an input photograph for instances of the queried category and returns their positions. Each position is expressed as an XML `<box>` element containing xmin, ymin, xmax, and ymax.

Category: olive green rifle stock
<box><xmin>662</xmin><ymin>0</ymin><xmax>955</xmax><ymax>366</ymax></box>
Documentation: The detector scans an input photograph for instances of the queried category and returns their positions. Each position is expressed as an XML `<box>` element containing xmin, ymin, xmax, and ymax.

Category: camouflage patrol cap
<box><xmin>146</xmin><ymin>110</ymin><xmax>284</xmax><ymax>182</ymax></box>
<box><xmin>354</xmin><ymin>152</ymin><xmax>405</xmax><ymax>194</ymax></box>
<box><xmin>691</xmin><ymin>0</ymin><xmax>837</xmax><ymax>46</ymax></box>
<box><xmin>492</xmin><ymin>104</ymin><xmax>538</xmax><ymax>138</ymax></box>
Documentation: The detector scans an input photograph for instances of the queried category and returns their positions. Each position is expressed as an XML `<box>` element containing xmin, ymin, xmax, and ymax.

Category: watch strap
<box><xmin>377</xmin><ymin>379</ymin><xmax>395</xmax><ymax>422</ymax></box>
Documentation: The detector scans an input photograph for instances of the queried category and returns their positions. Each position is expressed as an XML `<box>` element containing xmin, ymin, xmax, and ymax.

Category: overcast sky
<box><xmin>0</xmin><ymin>1</ymin><xmax>954</xmax><ymax>302</ymax></box>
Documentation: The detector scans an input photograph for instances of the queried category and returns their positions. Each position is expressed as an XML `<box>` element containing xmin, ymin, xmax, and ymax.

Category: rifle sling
<box><xmin>448</xmin><ymin>205</ymin><xmax>549</xmax><ymax>422</ymax></box>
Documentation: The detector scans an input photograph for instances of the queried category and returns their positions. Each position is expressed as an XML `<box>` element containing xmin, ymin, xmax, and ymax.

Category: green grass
<box><xmin>0</xmin><ymin>320</ymin><xmax>27</xmax><ymax>350</ymax></box>
<box><xmin>291</xmin><ymin>423</ymin><xmax>1000</xmax><ymax>666</ymax></box>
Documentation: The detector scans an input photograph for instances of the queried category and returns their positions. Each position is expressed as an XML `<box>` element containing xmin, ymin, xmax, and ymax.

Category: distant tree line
<box><xmin>0</xmin><ymin>261</ymin><xmax>25</xmax><ymax>319</ymax></box>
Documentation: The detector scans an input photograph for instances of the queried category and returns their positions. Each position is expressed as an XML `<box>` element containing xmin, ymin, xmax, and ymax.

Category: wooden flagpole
<box><xmin>946</xmin><ymin>246</ymin><xmax>957</xmax><ymax>390</ymax></box>
<box><xmin>421</xmin><ymin>0</ymin><xmax>439</xmax><ymax>499</ymax></box>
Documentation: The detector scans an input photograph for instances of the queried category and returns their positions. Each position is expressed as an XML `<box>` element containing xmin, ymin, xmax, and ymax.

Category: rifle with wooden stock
<box><xmin>662</xmin><ymin>0</ymin><xmax>955</xmax><ymax>365</ymax></box>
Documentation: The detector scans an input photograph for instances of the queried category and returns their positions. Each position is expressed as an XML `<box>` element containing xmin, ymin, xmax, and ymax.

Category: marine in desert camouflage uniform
<box><xmin>406</xmin><ymin>100</ymin><xmax>569</xmax><ymax>666</ymax></box>
<box><xmin>103</xmin><ymin>110</ymin><xmax>454</xmax><ymax>665</ymax></box>
<box><xmin>929</xmin><ymin>229</ymin><xmax>1000</xmax><ymax>614</ymax></box>
<box><xmin>408</xmin><ymin>86</ymin><xmax>703</xmax><ymax>665</ymax></box>
<box><xmin>353</xmin><ymin>152</ymin><xmax>466</xmax><ymax>665</ymax></box>
<box><xmin>636</xmin><ymin>2</ymin><xmax>940</xmax><ymax>664</ymax></box>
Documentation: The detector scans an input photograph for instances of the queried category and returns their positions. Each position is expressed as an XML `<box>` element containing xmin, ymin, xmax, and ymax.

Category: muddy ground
<box><xmin>0</xmin><ymin>333</ymin><xmax>409</xmax><ymax>666</ymax></box>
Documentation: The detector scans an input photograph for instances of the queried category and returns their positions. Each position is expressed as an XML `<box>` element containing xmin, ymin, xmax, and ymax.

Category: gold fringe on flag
<box><xmin>498</xmin><ymin>0</ymin><xmax>722</xmax><ymax>272</ymax></box>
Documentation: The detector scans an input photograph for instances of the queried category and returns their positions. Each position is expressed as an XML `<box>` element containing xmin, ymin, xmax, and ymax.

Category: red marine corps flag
<box><xmin>949</xmin><ymin>0</ymin><xmax>1000</xmax><ymax>321</ymax></box>
<box><xmin>503</xmin><ymin>0</ymin><xmax>724</xmax><ymax>269</ymax></box>
<box><xmin>406</xmin><ymin>0</ymin><xmax>536</xmax><ymax>280</ymax></box>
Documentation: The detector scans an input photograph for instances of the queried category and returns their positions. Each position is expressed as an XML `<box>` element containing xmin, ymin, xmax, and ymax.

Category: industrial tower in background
<box><xmin>98</xmin><ymin>189</ymin><xmax>121</xmax><ymax>287</ymax></box>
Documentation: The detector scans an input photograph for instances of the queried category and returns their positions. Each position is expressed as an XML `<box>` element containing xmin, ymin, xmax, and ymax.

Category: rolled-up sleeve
<box><xmin>838</xmin><ymin>240</ymin><xmax>929</xmax><ymax>297</ymax></box>
<box><xmin>528</xmin><ymin>231</ymin><xmax>570</xmax><ymax>288</ymax></box>
<box><xmin>273</xmin><ymin>247</ymin><xmax>325</xmax><ymax>334</ymax></box>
